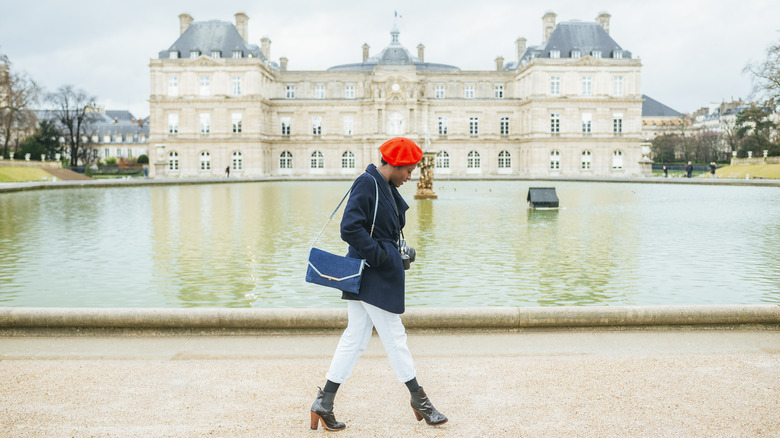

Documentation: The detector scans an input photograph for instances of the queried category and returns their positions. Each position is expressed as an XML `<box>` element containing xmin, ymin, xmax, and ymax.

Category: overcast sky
<box><xmin>2</xmin><ymin>0</ymin><xmax>778</xmax><ymax>118</ymax></box>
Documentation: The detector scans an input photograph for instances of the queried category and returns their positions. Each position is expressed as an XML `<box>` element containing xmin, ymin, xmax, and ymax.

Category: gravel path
<box><xmin>1</xmin><ymin>329</ymin><xmax>778</xmax><ymax>437</ymax></box>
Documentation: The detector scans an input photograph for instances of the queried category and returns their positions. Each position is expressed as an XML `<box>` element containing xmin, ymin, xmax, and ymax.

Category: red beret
<box><xmin>379</xmin><ymin>137</ymin><xmax>423</xmax><ymax>166</ymax></box>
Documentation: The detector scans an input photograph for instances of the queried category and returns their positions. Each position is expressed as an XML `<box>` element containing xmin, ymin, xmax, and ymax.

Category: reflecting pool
<box><xmin>0</xmin><ymin>181</ymin><xmax>778</xmax><ymax>308</ymax></box>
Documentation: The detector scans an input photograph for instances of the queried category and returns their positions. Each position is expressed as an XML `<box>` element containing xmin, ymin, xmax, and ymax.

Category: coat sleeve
<box><xmin>340</xmin><ymin>177</ymin><xmax>386</xmax><ymax>267</ymax></box>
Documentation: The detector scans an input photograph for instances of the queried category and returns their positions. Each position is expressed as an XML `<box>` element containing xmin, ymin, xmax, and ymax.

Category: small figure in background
<box><xmin>685</xmin><ymin>161</ymin><xmax>693</xmax><ymax>178</ymax></box>
<box><xmin>709</xmin><ymin>162</ymin><xmax>716</xmax><ymax>178</ymax></box>
<box><xmin>225</xmin><ymin>166</ymin><xmax>230</xmax><ymax>178</ymax></box>
<box><xmin>663</xmin><ymin>165</ymin><xmax>668</xmax><ymax>178</ymax></box>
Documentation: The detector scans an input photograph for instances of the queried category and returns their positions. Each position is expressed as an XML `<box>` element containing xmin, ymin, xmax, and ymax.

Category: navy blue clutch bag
<box><xmin>306</xmin><ymin>247</ymin><xmax>365</xmax><ymax>294</ymax></box>
<box><xmin>305</xmin><ymin>174</ymin><xmax>379</xmax><ymax>294</ymax></box>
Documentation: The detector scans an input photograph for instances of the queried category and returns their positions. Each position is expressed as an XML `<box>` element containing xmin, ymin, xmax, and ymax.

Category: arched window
<box><xmin>550</xmin><ymin>150</ymin><xmax>561</xmax><ymax>170</ymax></box>
<box><xmin>435</xmin><ymin>151</ymin><xmax>450</xmax><ymax>169</ymax></box>
<box><xmin>232</xmin><ymin>151</ymin><xmax>243</xmax><ymax>171</ymax></box>
<box><xmin>341</xmin><ymin>151</ymin><xmax>355</xmax><ymax>169</ymax></box>
<box><xmin>467</xmin><ymin>150</ymin><xmax>481</xmax><ymax>168</ymax></box>
<box><xmin>168</xmin><ymin>151</ymin><xmax>179</xmax><ymax>171</ymax></box>
<box><xmin>310</xmin><ymin>151</ymin><xmax>324</xmax><ymax>169</ymax></box>
<box><xmin>199</xmin><ymin>151</ymin><xmax>211</xmax><ymax>170</ymax></box>
<box><xmin>612</xmin><ymin>150</ymin><xmax>624</xmax><ymax>169</ymax></box>
<box><xmin>279</xmin><ymin>151</ymin><xmax>292</xmax><ymax>169</ymax></box>
<box><xmin>498</xmin><ymin>150</ymin><xmax>511</xmax><ymax>169</ymax></box>
<box><xmin>581</xmin><ymin>150</ymin><xmax>592</xmax><ymax>170</ymax></box>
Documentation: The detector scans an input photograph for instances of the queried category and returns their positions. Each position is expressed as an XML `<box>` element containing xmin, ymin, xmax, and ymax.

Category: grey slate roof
<box><xmin>642</xmin><ymin>95</ymin><xmax>682</xmax><ymax>117</ymax></box>
<box><xmin>158</xmin><ymin>20</ymin><xmax>277</xmax><ymax>68</ymax></box>
<box><xmin>505</xmin><ymin>20</ymin><xmax>632</xmax><ymax>70</ymax></box>
<box><xmin>329</xmin><ymin>27</ymin><xmax>459</xmax><ymax>71</ymax></box>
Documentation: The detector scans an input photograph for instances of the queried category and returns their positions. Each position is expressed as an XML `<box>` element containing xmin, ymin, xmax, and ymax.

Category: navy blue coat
<box><xmin>340</xmin><ymin>164</ymin><xmax>409</xmax><ymax>314</ymax></box>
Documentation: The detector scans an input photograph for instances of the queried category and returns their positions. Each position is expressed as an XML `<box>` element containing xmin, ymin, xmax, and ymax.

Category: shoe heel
<box><xmin>413</xmin><ymin>409</ymin><xmax>423</xmax><ymax>421</ymax></box>
<box><xmin>310</xmin><ymin>411</ymin><xmax>320</xmax><ymax>430</ymax></box>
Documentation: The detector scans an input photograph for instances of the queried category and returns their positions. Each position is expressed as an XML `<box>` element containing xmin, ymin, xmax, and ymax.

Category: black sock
<box><xmin>323</xmin><ymin>380</ymin><xmax>340</xmax><ymax>394</ymax></box>
<box><xmin>404</xmin><ymin>378</ymin><xmax>421</xmax><ymax>393</ymax></box>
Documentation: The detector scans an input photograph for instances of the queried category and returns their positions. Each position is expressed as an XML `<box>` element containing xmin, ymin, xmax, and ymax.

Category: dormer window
<box><xmin>591</xmin><ymin>50</ymin><xmax>602</xmax><ymax>58</ymax></box>
<box><xmin>550</xmin><ymin>50</ymin><xmax>560</xmax><ymax>59</ymax></box>
<box><xmin>571</xmin><ymin>50</ymin><xmax>581</xmax><ymax>59</ymax></box>
<box><xmin>168</xmin><ymin>50</ymin><xmax>179</xmax><ymax>59</ymax></box>
<box><xmin>211</xmin><ymin>50</ymin><xmax>221</xmax><ymax>59</ymax></box>
<box><xmin>612</xmin><ymin>50</ymin><xmax>623</xmax><ymax>59</ymax></box>
<box><xmin>190</xmin><ymin>50</ymin><xmax>200</xmax><ymax>59</ymax></box>
<box><xmin>232</xmin><ymin>50</ymin><xmax>242</xmax><ymax>58</ymax></box>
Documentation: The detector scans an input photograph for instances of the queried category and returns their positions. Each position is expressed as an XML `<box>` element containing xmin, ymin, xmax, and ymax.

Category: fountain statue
<box><xmin>414</xmin><ymin>151</ymin><xmax>438</xmax><ymax>199</ymax></box>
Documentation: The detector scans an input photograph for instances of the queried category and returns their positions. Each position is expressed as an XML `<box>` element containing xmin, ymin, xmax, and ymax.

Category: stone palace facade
<box><xmin>148</xmin><ymin>12</ymin><xmax>648</xmax><ymax>178</ymax></box>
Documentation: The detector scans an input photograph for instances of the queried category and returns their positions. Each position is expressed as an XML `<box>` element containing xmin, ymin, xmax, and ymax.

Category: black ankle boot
<box><xmin>310</xmin><ymin>387</ymin><xmax>346</xmax><ymax>431</ymax></box>
<box><xmin>410</xmin><ymin>387</ymin><xmax>448</xmax><ymax>426</ymax></box>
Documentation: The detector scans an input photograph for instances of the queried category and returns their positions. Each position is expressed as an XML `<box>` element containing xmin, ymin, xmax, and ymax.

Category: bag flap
<box><xmin>308</xmin><ymin>247</ymin><xmax>365</xmax><ymax>282</ymax></box>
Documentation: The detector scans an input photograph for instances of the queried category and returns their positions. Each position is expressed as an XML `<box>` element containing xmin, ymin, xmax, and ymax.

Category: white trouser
<box><xmin>326</xmin><ymin>300</ymin><xmax>416</xmax><ymax>384</ymax></box>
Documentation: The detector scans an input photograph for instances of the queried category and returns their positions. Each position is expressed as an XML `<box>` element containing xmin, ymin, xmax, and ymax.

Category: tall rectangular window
<box><xmin>199</xmin><ymin>113</ymin><xmax>210</xmax><ymax>134</ymax></box>
<box><xmin>550</xmin><ymin>50</ymin><xmax>560</xmax><ymax>58</ymax></box>
<box><xmin>550</xmin><ymin>113</ymin><xmax>560</xmax><ymax>134</ymax></box>
<box><xmin>168</xmin><ymin>76</ymin><xmax>178</xmax><ymax>97</ymax></box>
<box><xmin>344</xmin><ymin>84</ymin><xmax>355</xmax><ymax>99</ymax></box>
<box><xmin>550</xmin><ymin>76</ymin><xmax>561</xmax><ymax>96</ymax></box>
<box><xmin>286</xmin><ymin>85</ymin><xmax>295</xmax><ymax>99</ymax></box>
<box><xmin>494</xmin><ymin>84</ymin><xmax>504</xmax><ymax>98</ymax></box>
<box><xmin>343</xmin><ymin>115</ymin><xmax>354</xmax><ymax>136</ymax></box>
<box><xmin>232</xmin><ymin>113</ymin><xmax>242</xmax><ymax>134</ymax></box>
<box><xmin>500</xmin><ymin>117</ymin><xmax>510</xmax><ymax>135</ymax></box>
<box><xmin>190</xmin><ymin>50</ymin><xmax>199</xmax><ymax>59</ymax></box>
<box><xmin>582</xmin><ymin>113</ymin><xmax>592</xmax><ymax>134</ymax></box>
<box><xmin>315</xmin><ymin>85</ymin><xmax>325</xmax><ymax>99</ymax></box>
<box><xmin>438</xmin><ymin>116</ymin><xmax>448</xmax><ymax>135</ymax></box>
<box><xmin>582</xmin><ymin>76</ymin><xmax>592</xmax><ymax>96</ymax></box>
<box><xmin>232</xmin><ymin>76</ymin><xmax>242</xmax><ymax>96</ymax></box>
<box><xmin>281</xmin><ymin>117</ymin><xmax>291</xmax><ymax>136</ymax></box>
<box><xmin>571</xmin><ymin>50</ymin><xmax>581</xmax><ymax>59</ymax></box>
<box><xmin>465</xmin><ymin>85</ymin><xmax>475</xmax><ymax>99</ymax></box>
<box><xmin>168</xmin><ymin>113</ymin><xmax>178</xmax><ymax>134</ymax></box>
<box><xmin>592</xmin><ymin>51</ymin><xmax>602</xmax><ymax>58</ymax></box>
<box><xmin>211</xmin><ymin>50</ymin><xmax>221</xmax><ymax>59</ymax></box>
<box><xmin>312</xmin><ymin>116</ymin><xmax>322</xmax><ymax>136</ymax></box>
<box><xmin>200</xmin><ymin>76</ymin><xmax>210</xmax><ymax>96</ymax></box>
<box><xmin>469</xmin><ymin>117</ymin><xmax>479</xmax><ymax>136</ymax></box>
<box><xmin>169</xmin><ymin>51</ymin><xmax>179</xmax><ymax>59</ymax></box>
<box><xmin>232</xmin><ymin>50</ymin><xmax>242</xmax><ymax>58</ymax></box>
<box><xmin>613</xmin><ymin>76</ymin><xmax>624</xmax><ymax>96</ymax></box>
<box><xmin>435</xmin><ymin>85</ymin><xmax>445</xmax><ymax>99</ymax></box>
<box><xmin>613</xmin><ymin>113</ymin><xmax>623</xmax><ymax>134</ymax></box>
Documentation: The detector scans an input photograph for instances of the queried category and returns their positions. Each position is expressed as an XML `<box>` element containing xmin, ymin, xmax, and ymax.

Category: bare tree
<box><xmin>745</xmin><ymin>40</ymin><xmax>780</xmax><ymax>102</ymax></box>
<box><xmin>0</xmin><ymin>52</ymin><xmax>41</xmax><ymax>158</ymax></box>
<box><xmin>46</xmin><ymin>85</ymin><xmax>98</xmax><ymax>166</ymax></box>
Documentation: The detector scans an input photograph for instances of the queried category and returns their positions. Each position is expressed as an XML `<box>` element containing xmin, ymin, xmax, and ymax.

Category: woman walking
<box><xmin>310</xmin><ymin>137</ymin><xmax>448</xmax><ymax>431</ymax></box>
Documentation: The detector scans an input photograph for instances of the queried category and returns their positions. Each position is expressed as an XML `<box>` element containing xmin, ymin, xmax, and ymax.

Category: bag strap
<box><xmin>310</xmin><ymin>173</ymin><xmax>379</xmax><ymax>247</ymax></box>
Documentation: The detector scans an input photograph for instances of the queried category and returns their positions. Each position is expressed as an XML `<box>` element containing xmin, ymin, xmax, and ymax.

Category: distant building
<box><xmin>640</xmin><ymin>95</ymin><xmax>686</xmax><ymax>140</ymax></box>
<box><xmin>149</xmin><ymin>11</ymin><xmax>649</xmax><ymax>178</ymax></box>
<box><xmin>36</xmin><ymin>108</ymin><xmax>149</xmax><ymax>163</ymax></box>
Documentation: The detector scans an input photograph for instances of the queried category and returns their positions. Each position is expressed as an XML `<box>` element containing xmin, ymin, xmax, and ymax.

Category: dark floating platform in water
<box><xmin>527</xmin><ymin>187</ymin><xmax>559</xmax><ymax>209</ymax></box>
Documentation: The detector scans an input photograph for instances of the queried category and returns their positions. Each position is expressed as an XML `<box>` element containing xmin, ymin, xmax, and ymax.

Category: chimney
<box><xmin>516</xmin><ymin>37</ymin><xmax>527</xmax><ymax>62</ymax></box>
<box><xmin>362</xmin><ymin>43</ymin><xmax>370</xmax><ymax>62</ymax></box>
<box><xmin>596</xmin><ymin>12</ymin><xmax>611</xmax><ymax>34</ymax></box>
<box><xmin>280</xmin><ymin>57</ymin><xmax>288</xmax><ymax>71</ymax></box>
<box><xmin>417</xmin><ymin>44</ymin><xmax>425</xmax><ymax>62</ymax></box>
<box><xmin>235</xmin><ymin>13</ymin><xmax>249</xmax><ymax>43</ymax></box>
<box><xmin>542</xmin><ymin>11</ymin><xmax>557</xmax><ymax>44</ymax></box>
<box><xmin>495</xmin><ymin>56</ymin><xmax>504</xmax><ymax>71</ymax></box>
<box><xmin>179</xmin><ymin>13</ymin><xmax>193</xmax><ymax>35</ymax></box>
<box><xmin>261</xmin><ymin>36</ymin><xmax>271</xmax><ymax>60</ymax></box>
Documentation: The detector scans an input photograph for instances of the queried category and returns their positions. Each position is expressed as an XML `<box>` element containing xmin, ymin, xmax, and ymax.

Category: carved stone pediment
<box><xmin>571</xmin><ymin>56</ymin><xmax>600</xmax><ymax>66</ymax></box>
<box><xmin>187</xmin><ymin>55</ymin><xmax>223</xmax><ymax>67</ymax></box>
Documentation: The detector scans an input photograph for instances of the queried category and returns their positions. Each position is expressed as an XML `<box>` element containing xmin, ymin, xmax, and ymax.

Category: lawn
<box><xmin>713</xmin><ymin>163</ymin><xmax>780</xmax><ymax>179</ymax></box>
<box><xmin>0</xmin><ymin>167</ymin><xmax>56</xmax><ymax>182</ymax></box>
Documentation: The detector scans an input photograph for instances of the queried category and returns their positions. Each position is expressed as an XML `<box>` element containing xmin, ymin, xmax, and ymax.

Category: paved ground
<box><xmin>1</xmin><ymin>328</ymin><xmax>778</xmax><ymax>437</ymax></box>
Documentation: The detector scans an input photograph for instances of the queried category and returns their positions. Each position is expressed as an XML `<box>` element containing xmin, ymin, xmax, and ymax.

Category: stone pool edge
<box><xmin>0</xmin><ymin>305</ymin><xmax>778</xmax><ymax>332</ymax></box>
